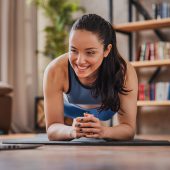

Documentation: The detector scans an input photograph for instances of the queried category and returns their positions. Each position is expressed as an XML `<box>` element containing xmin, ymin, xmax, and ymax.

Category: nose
<box><xmin>76</xmin><ymin>54</ymin><xmax>86</xmax><ymax>65</ymax></box>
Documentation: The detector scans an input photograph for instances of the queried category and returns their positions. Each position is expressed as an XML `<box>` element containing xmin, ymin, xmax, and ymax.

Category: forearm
<box><xmin>102</xmin><ymin>124</ymin><xmax>135</xmax><ymax>140</ymax></box>
<box><xmin>47</xmin><ymin>123</ymin><xmax>74</xmax><ymax>141</ymax></box>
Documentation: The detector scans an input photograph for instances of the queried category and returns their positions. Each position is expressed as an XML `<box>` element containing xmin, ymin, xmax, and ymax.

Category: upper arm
<box><xmin>43</xmin><ymin>61</ymin><xmax>66</xmax><ymax>129</ymax></box>
<box><xmin>117</xmin><ymin>62</ymin><xmax>138</xmax><ymax>130</ymax></box>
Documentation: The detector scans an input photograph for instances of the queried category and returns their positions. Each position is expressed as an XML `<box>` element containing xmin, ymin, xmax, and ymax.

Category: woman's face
<box><xmin>69</xmin><ymin>30</ymin><xmax>111</xmax><ymax>80</ymax></box>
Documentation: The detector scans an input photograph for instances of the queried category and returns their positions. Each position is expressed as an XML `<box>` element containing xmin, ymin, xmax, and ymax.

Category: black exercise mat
<box><xmin>2</xmin><ymin>135</ymin><xmax>170</xmax><ymax>146</ymax></box>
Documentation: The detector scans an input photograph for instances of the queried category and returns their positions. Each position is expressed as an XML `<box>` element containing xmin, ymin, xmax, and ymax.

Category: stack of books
<box><xmin>138</xmin><ymin>82</ymin><xmax>170</xmax><ymax>101</ymax></box>
<box><xmin>136</xmin><ymin>41</ymin><xmax>170</xmax><ymax>61</ymax></box>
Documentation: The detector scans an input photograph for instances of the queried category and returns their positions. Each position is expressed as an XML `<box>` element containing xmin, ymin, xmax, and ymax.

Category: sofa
<box><xmin>0</xmin><ymin>82</ymin><xmax>13</xmax><ymax>134</ymax></box>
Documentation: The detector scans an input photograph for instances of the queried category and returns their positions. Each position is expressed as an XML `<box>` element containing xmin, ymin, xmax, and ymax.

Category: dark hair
<box><xmin>71</xmin><ymin>14</ymin><xmax>130</xmax><ymax>112</ymax></box>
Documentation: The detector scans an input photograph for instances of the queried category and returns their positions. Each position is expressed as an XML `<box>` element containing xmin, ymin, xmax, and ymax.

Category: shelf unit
<box><xmin>114</xmin><ymin>18</ymin><xmax>170</xmax><ymax>32</ymax></box>
<box><xmin>131</xmin><ymin>59</ymin><xmax>170</xmax><ymax>68</ymax></box>
<box><xmin>115</xmin><ymin>18</ymin><xmax>170</xmax><ymax>106</ymax></box>
<box><xmin>137</xmin><ymin>100</ymin><xmax>170</xmax><ymax>107</ymax></box>
<box><xmin>113</xmin><ymin>1</ymin><xmax>170</xmax><ymax>133</ymax></box>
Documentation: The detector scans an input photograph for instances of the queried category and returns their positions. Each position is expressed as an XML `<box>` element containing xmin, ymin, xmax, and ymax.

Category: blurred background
<box><xmin>0</xmin><ymin>0</ymin><xmax>170</xmax><ymax>135</ymax></box>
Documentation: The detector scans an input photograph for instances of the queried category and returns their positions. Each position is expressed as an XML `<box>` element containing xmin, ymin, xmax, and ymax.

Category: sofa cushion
<box><xmin>0</xmin><ymin>82</ymin><xmax>13</xmax><ymax>95</ymax></box>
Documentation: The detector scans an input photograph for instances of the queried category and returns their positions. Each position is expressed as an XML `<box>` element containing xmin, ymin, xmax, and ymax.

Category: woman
<box><xmin>43</xmin><ymin>14</ymin><xmax>138</xmax><ymax>141</ymax></box>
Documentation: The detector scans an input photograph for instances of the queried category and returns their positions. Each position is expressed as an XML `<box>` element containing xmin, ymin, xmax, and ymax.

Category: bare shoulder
<box><xmin>43</xmin><ymin>53</ymin><xmax>69</xmax><ymax>92</ymax></box>
<box><xmin>126</xmin><ymin>60</ymin><xmax>136</xmax><ymax>76</ymax></box>
<box><xmin>45</xmin><ymin>53</ymin><xmax>68</xmax><ymax>74</ymax></box>
<box><xmin>124</xmin><ymin>59</ymin><xmax>138</xmax><ymax>89</ymax></box>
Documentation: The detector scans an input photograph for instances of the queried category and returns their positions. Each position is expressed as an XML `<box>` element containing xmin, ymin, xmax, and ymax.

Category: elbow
<box><xmin>124</xmin><ymin>124</ymin><xmax>136</xmax><ymax>140</ymax></box>
<box><xmin>47</xmin><ymin>125</ymin><xmax>58</xmax><ymax>141</ymax></box>
<box><xmin>47</xmin><ymin>128</ymin><xmax>55</xmax><ymax>141</ymax></box>
<box><xmin>127</xmin><ymin>126</ymin><xmax>136</xmax><ymax>140</ymax></box>
<box><xmin>47</xmin><ymin>132</ymin><xmax>55</xmax><ymax>141</ymax></box>
<box><xmin>128</xmin><ymin>130</ymin><xmax>135</xmax><ymax>140</ymax></box>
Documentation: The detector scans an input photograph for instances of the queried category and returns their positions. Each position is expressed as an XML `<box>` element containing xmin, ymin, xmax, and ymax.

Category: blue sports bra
<box><xmin>64</xmin><ymin>61</ymin><xmax>116</xmax><ymax>121</ymax></box>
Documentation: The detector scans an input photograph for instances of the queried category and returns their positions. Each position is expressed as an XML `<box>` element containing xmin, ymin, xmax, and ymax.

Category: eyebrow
<box><xmin>70</xmin><ymin>46</ymin><xmax>98</xmax><ymax>50</ymax></box>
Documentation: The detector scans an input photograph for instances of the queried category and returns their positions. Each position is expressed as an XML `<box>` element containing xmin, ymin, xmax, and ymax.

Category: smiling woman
<box><xmin>43</xmin><ymin>14</ymin><xmax>138</xmax><ymax>141</ymax></box>
<box><xmin>69</xmin><ymin>30</ymin><xmax>111</xmax><ymax>82</ymax></box>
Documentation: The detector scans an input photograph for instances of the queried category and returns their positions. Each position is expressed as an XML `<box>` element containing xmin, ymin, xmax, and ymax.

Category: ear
<box><xmin>104</xmin><ymin>44</ymin><xmax>112</xmax><ymax>58</ymax></box>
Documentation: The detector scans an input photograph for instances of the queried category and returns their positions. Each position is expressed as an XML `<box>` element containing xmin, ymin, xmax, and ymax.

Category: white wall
<box><xmin>80</xmin><ymin>0</ymin><xmax>109</xmax><ymax>21</ymax></box>
<box><xmin>80</xmin><ymin>0</ymin><xmax>129</xmax><ymax>60</ymax></box>
<box><xmin>37</xmin><ymin>9</ymin><xmax>51</xmax><ymax>96</ymax></box>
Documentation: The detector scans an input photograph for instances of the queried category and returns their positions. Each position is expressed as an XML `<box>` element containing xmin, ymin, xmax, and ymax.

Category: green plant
<box><xmin>29</xmin><ymin>0</ymin><xmax>84</xmax><ymax>59</ymax></box>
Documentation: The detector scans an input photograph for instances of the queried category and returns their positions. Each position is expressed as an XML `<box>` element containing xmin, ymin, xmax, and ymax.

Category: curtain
<box><xmin>0</xmin><ymin>0</ymin><xmax>38</xmax><ymax>132</ymax></box>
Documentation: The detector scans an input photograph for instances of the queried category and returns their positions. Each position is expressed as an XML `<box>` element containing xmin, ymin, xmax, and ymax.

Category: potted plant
<box><xmin>29</xmin><ymin>0</ymin><xmax>84</xmax><ymax>59</ymax></box>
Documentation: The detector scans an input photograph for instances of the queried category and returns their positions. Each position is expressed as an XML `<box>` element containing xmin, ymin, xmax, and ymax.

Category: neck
<box><xmin>79</xmin><ymin>70</ymin><xmax>98</xmax><ymax>86</ymax></box>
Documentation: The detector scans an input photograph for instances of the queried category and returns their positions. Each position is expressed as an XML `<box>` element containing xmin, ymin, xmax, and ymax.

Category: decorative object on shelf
<box><xmin>29</xmin><ymin>0</ymin><xmax>85</xmax><ymax>59</ymax></box>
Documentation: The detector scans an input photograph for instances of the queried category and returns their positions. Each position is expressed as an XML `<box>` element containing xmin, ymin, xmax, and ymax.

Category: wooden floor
<box><xmin>0</xmin><ymin>134</ymin><xmax>170</xmax><ymax>170</ymax></box>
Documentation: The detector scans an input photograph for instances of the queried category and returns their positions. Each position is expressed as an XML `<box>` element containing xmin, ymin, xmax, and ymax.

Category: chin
<box><xmin>75</xmin><ymin>71</ymin><xmax>90</xmax><ymax>78</ymax></box>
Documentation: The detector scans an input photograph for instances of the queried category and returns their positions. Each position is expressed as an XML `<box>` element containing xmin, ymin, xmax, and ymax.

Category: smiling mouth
<box><xmin>76</xmin><ymin>65</ymin><xmax>90</xmax><ymax>71</ymax></box>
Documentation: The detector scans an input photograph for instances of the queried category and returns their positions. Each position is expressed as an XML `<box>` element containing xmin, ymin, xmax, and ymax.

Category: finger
<box><xmin>75</xmin><ymin>127</ymin><xmax>82</xmax><ymax>133</ymax></box>
<box><xmin>76</xmin><ymin>113</ymin><xmax>93</xmax><ymax>122</ymax></box>
<box><xmin>75</xmin><ymin>123</ymin><xmax>82</xmax><ymax>128</ymax></box>
<box><xmin>77</xmin><ymin>122</ymin><xmax>99</xmax><ymax>128</ymax></box>
<box><xmin>76</xmin><ymin>116</ymin><xmax>99</xmax><ymax>123</ymax></box>
<box><xmin>72</xmin><ymin>118</ymin><xmax>78</xmax><ymax>127</ymax></box>
<box><xmin>81</xmin><ymin>128</ymin><xmax>100</xmax><ymax>133</ymax></box>
<box><xmin>84</xmin><ymin>112</ymin><xmax>93</xmax><ymax>117</ymax></box>
<box><xmin>75</xmin><ymin>117</ymin><xmax>84</xmax><ymax>123</ymax></box>
<box><xmin>76</xmin><ymin>132</ymin><xmax>85</xmax><ymax>138</ymax></box>
<box><xmin>84</xmin><ymin>116</ymin><xmax>99</xmax><ymax>123</ymax></box>
<box><xmin>85</xmin><ymin>134</ymin><xmax>99</xmax><ymax>138</ymax></box>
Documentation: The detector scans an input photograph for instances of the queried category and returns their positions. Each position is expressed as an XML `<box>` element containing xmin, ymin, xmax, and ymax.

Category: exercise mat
<box><xmin>2</xmin><ymin>134</ymin><xmax>170</xmax><ymax>146</ymax></box>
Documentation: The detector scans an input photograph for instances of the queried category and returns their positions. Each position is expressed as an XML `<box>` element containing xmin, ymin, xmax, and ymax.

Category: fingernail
<box><xmin>77</xmin><ymin>123</ymin><xmax>81</xmax><ymax>127</ymax></box>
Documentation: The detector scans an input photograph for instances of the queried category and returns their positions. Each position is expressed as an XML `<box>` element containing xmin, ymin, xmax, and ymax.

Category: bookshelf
<box><xmin>131</xmin><ymin>59</ymin><xmax>170</xmax><ymax>68</ymax></box>
<box><xmin>113</xmin><ymin>18</ymin><xmax>170</xmax><ymax>32</ymax></box>
<box><xmin>137</xmin><ymin>100</ymin><xmax>170</xmax><ymax>106</ymax></box>
<box><xmin>115</xmin><ymin>18</ymin><xmax>170</xmax><ymax>106</ymax></box>
<box><xmin>114</xmin><ymin>15</ymin><xmax>170</xmax><ymax>133</ymax></box>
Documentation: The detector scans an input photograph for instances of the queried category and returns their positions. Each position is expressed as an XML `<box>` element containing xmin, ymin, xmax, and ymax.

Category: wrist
<box><xmin>69</xmin><ymin>127</ymin><xmax>76</xmax><ymax>139</ymax></box>
<box><xmin>101</xmin><ymin>126</ymin><xmax>109</xmax><ymax>139</ymax></box>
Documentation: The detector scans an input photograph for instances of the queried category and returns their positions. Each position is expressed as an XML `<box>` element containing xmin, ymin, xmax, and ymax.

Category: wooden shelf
<box><xmin>131</xmin><ymin>59</ymin><xmax>170</xmax><ymax>68</ymax></box>
<box><xmin>113</xmin><ymin>18</ymin><xmax>170</xmax><ymax>32</ymax></box>
<box><xmin>137</xmin><ymin>100</ymin><xmax>170</xmax><ymax>106</ymax></box>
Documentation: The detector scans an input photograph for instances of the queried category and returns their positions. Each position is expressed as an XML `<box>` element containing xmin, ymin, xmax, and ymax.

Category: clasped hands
<box><xmin>72</xmin><ymin>113</ymin><xmax>105</xmax><ymax>139</ymax></box>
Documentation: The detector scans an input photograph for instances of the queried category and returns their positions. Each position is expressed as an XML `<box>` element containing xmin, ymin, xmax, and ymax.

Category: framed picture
<box><xmin>34</xmin><ymin>96</ymin><xmax>46</xmax><ymax>132</ymax></box>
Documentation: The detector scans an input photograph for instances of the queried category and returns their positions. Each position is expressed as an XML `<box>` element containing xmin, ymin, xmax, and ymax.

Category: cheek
<box><xmin>93</xmin><ymin>55</ymin><xmax>104</xmax><ymax>65</ymax></box>
<box><xmin>87</xmin><ymin>55</ymin><xmax>104</xmax><ymax>68</ymax></box>
<box><xmin>68</xmin><ymin>53</ymin><xmax>76</xmax><ymax>63</ymax></box>
<box><xmin>69</xmin><ymin>52</ymin><xmax>104</xmax><ymax>67</ymax></box>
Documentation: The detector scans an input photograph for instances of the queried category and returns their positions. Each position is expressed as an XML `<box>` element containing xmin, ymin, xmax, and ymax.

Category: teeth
<box><xmin>77</xmin><ymin>65</ymin><xmax>88</xmax><ymax>70</ymax></box>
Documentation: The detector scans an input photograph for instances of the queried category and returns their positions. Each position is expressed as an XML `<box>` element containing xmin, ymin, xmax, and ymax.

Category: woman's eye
<box><xmin>87</xmin><ymin>51</ymin><xmax>95</xmax><ymax>55</ymax></box>
<box><xmin>70</xmin><ymin>49</ymin><xmax>78</xmax><ymax>53</ymax></box>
